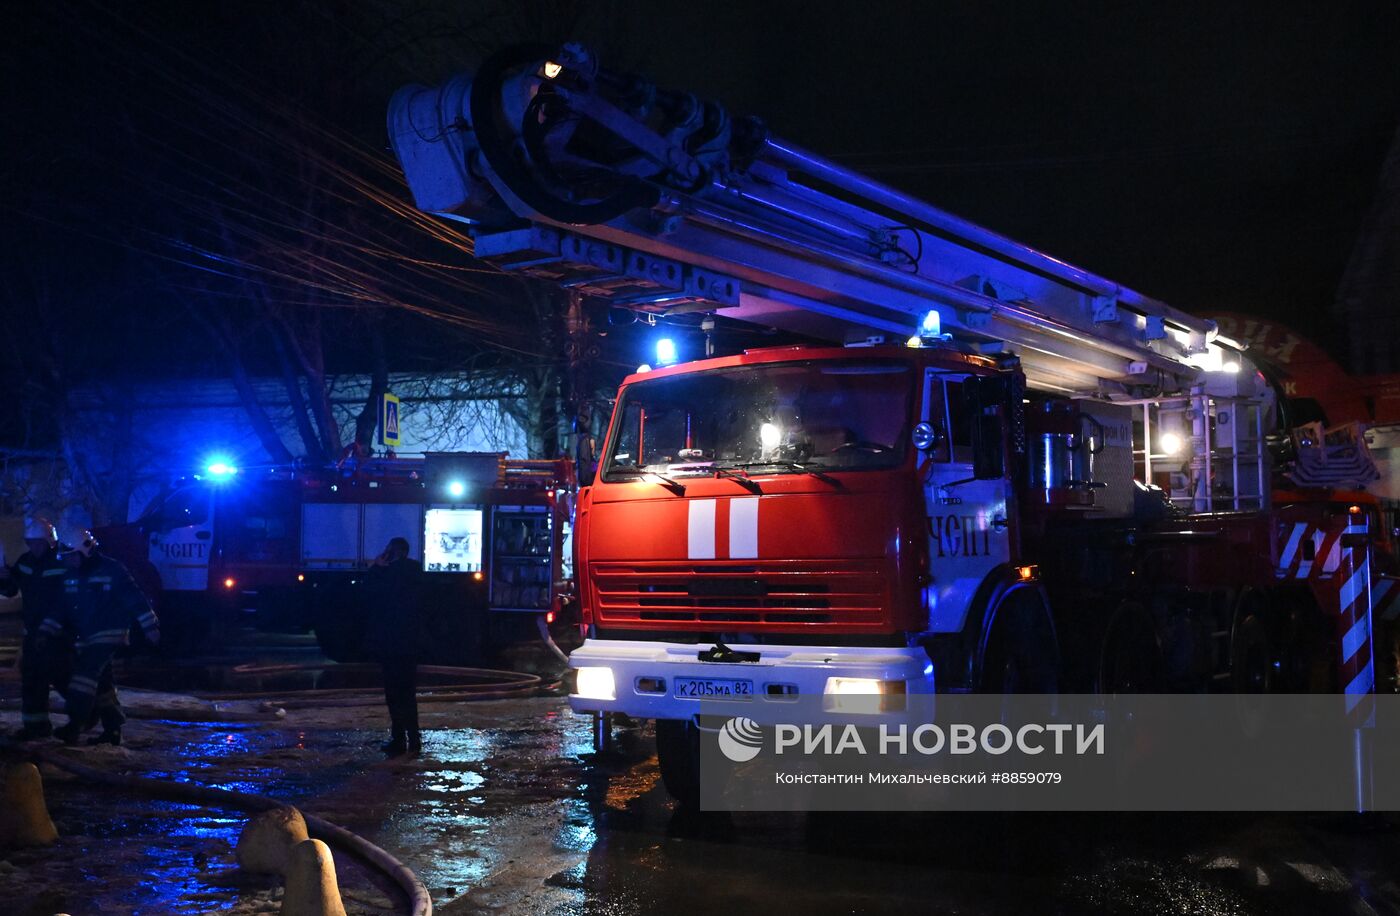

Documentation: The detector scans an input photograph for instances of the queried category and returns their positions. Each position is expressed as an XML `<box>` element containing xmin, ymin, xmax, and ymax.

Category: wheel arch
<box><xmin>964</xmin><ymin>565</ymin><xmax>1059</xmax><ymax>692</ymax></box>
<box><xmin>921</xmin><ymin>565</ymin><xmax>1059</xmax><ymax>691</ymax></box>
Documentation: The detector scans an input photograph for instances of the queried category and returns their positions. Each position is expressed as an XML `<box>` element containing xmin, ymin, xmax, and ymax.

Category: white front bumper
<box><xmin>567</xmin><ymin>638</ymin><xmax>935</xmax><ymax>722</ymax></box>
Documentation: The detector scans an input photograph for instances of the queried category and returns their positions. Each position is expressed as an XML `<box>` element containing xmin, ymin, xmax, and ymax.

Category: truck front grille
<box><xmin>590</xmin><ymin>559</ymin><xmax>889</xmax><ymax>631</ymax></box>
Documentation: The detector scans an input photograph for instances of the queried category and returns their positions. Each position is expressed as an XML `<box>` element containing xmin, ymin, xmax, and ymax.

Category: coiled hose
<box><xmin>210</xmin><ymin>663</ymin><xmax>556</xmax><ymax>708</ymax></box>
<box><xmin>0</xmin><ymin>661</ymin><xmax>569</xmax><ymax>912</ymax></box>
<box><xmin>12</xmin><ymin>742</ymin><xmax>433</xmax><ymax>916</ymax></box>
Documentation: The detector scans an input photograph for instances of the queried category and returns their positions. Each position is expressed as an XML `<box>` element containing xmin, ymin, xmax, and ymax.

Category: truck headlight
<box><xmin>823</xmin><ymin>677</ymin><xmax>906</xmax><ymax>713</ymax></box>
<box><xmin>574</xmin><ymin>666</ymin><xmax>616</xmax><ymax>701</ymax></box>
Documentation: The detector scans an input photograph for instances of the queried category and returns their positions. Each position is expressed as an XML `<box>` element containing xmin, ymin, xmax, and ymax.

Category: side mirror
<box><xmin>575</xmin><ymin>435</ymin><xmax>601</xmax><ymax>486</ymax></box>
<box><xmin>962</xmin><ymin>376</ymin><xmax>1006</xmax><ymax>481</ymax></box>
<box><xmin>972</xmin><ymin>414</ymin><xmax>1004</xmax><ymax>480</ymax></box>
<box><xmin>577</xmin><ymin>434</ymin><xmax>598</xmax><ymax>466</ymax></box>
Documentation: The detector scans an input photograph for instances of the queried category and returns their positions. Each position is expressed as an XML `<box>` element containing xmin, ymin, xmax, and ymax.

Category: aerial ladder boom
<box><xmin>389</xmin><ymin>44</ymin><xmax>1221</xmax><ymax>393</ymax></box>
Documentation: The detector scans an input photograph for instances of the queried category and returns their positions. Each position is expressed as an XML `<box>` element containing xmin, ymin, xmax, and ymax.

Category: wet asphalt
<box><xmin>6</xmin><ymin>690</ymin><xmax>1400</xmax><ymax>915</ymax></box>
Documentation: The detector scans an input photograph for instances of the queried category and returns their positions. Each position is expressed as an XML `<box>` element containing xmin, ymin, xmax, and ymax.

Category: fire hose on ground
<box><xmin>0</xmin><ymin>658</ymin><xmax>575</xmax><ymax>912</ymax></box>
<box><xmin>1</xmin><ymin>739</ymin><xmax>434</xmax><ymax>916</ymax></box>
<box><xmin>211</xmin><ymin>663</ymin><xmax>559</xmax><ymax>708</ymax></box>
<box><xmin>0</xmin><ymin>662</ymin><xmax>572</xmax><ymax>912</ymax></box>
<box><xmin>0</xmin><ymin>663</ymin><xmax>563</xmax><ymax>717</ymax></box>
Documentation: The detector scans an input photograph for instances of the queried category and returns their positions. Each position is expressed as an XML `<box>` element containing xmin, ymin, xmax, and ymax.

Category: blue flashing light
<box><xmin>919</xmin><ymin>309</ymin><xmax>941</xmax><ymax>337</ymax></box>
<box><xmin>447</xmin><ymin>480</ymin><xmax>467</xmax><ymax>499</ymax></box>
<box><xmin>205</xmin><ymin>458</ymin><xmax>238</xmax><ymax>479</ymax></box>
<box><xmin>655</xmin><ymin>337</ymin><xmax>678</xmax><ymax>367</ymax></box>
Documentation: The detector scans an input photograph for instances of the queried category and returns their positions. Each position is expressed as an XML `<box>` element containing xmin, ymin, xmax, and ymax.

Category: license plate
<box><xmin>673</xmin><ymin>677</ymin><xmax>753</xmax><ymax>698</ymax></box>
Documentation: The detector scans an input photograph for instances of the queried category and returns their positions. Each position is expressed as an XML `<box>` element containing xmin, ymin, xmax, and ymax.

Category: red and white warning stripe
<box><xmin>688</xmin><ymin>497</ymin><xmax>760</xmax><ymax>560</ymax></box>
<box><xmin>1277</xmin><ymin>521</ymin><xmax>1342</xmax><ymax>579</ymax></box>
<box><xmin>1278</xmin><ymin>518</ymin><xmax>1376</xmax><ymax>713</ymax></box>
<box><xmin>1337</xmin><ymin>520</ymin><xmax>1374</xmax><ymax>715</ymax></box>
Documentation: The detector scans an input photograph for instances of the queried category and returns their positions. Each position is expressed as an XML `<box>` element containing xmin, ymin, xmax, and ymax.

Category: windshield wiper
<box><xmin>712</xmin><ymin>465</ymin><xmax>763</xmax><ymax>494</ymax></box>
<box><xmin>609</xmin><ymin>468</ymin><xmax>686</xmax><ymax>495</ymax></box>
<box><xmin>723</xmin><ymin>460</ymin><xmax>842</xmax><ymax>487</ymax></box>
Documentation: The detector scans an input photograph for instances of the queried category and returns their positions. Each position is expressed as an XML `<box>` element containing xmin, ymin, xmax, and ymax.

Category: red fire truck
<box><xmin>389</xmin><ymin>45</ymin><xmax>1388</xmax><ymax>804</ymax></box>
<box><xmin>96</xmin><ymin>452</ymin><xmax>575</xmax><ymax>658</ymax></box>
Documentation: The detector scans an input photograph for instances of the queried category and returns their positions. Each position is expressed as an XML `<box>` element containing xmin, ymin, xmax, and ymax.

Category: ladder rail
<box><xmin>388</xmin><ymin>45</ymin><xmax>1230</xmax><ymax>394</ymax></box>
<box><xmin>1125</xmin><ymin>393</ymin><xmax>1271</xmax><ymax>514</ymax></box>
<box><xmin>762</xmin><ymin>138</ymin><xmax>1213</xmax><ymax>338</ymax></box>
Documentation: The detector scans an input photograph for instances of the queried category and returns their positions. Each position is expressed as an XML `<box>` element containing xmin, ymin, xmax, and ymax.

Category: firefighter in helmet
<box><xmin>0</xmin><ymin>516</ymin><xmax>73</xmax><ymax>739</ymax></box>
<box><xmin>39</xmin><ymin>524</ymin><xmax>159</xmax><ymax>746</ymax></box>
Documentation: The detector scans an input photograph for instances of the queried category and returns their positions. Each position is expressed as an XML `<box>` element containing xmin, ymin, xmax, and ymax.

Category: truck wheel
<box><xmin>1231</xmin><ymin>592</ymin><xmax>1279</xmax><ymax>693</ymax></box>
<box><xmin>1275</xmin><ymin>591</ymin><xmax>1332</xmax><ymax>692</ymax></box>
<box><xmin>1098</xmin><ymin>602</ymin><xmax>1162</xmax><ymax>694</ymax></box>
<box><xmin>978</xmin><ymin>590</ymin><xmax>1059</xmax><ymax>693</ymax></box>
<box><xmin>655</xmin><ymin>719</ymin><xmax>701</xmax><ymax>808</ymax></box>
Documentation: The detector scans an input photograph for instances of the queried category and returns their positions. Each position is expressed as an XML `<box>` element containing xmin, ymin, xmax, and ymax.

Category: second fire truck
<box><xmin>97</xmin><ymin>452</ymin><xmax>574</xmax><ymax>659</ymax></box>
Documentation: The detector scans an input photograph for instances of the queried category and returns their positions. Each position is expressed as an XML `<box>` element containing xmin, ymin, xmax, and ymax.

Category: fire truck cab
<box><xmin>570</xmin><ymin>343</ymin><xmax>1008</xmax><ymax>711</ymax></box>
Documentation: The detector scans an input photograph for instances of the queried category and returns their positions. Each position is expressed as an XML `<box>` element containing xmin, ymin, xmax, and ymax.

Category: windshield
<box><xmin>141</xmin><ymin>484</ymin><xmax>210</xmax><ymax>529</ymax></box>
<box><xmin>603</xmin><ymin>358</ymin><xmax>913</xmax><ymax>479</ymax></box>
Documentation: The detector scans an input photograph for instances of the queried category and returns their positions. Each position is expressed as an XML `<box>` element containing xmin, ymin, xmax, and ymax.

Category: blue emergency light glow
<box><xmin>447</xmin><ymin>480</ymin><xmax>467</xmax><ymax>499</ymax></box>
<box><xmin>655</xmin><ymin>337</ymin><xmax>678</xmax><ymax>366</ymax></box>
<box><xmin>919</xmin><ymin>309</ymin><xmax>941</xmax><ymax>337</ymax></box>
<box><xmin>205</xmin><ymin>458</ymin><xmax>238</xmax><ymax>479</ymax></box>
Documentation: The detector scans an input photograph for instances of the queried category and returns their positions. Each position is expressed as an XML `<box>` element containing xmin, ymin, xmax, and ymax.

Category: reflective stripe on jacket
<box><xmin>41</xmin><ymin>555</ymin><xmax>157</xmax><ymax>646</ymax></box>
<box><xmin>2</xmin><ymin>550</ymin><xmax>68</xmax><ymax>634</ymax></box>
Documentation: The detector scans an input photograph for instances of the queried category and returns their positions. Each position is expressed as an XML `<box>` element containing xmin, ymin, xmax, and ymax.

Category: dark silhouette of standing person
<box><xmin>364</xmin><ymin>536</ymin><xmax>423</xmax><ymax>757</ymax></box>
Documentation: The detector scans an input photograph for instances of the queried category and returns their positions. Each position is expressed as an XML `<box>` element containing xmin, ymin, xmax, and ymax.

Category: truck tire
<box><xmin>655</xmin><ymin>719</ymin><xmax>701</xmax><ymax>808</ymax></box>
<box><xmin>977</xmin><ymin>589</ymin><xmax>1059</xmax><ymax>694</ymax></box>
<box><xmin>1274</xmin><ymin>590</ymin><xmax>1332</xmax><ymax>692</ymax></box>
<box><xmin>1231</xmin><ymin>590</ymin><xmax>1281</xmax><ymax>693</ymax></box>
<box><xmin>1098</xmin><ymin>601</ymin><xmax>1162</xmax><ymax>694</ymax></box>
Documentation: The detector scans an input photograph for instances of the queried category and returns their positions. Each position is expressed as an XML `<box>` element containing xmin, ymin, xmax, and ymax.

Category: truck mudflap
<box><xmin>568</xmin><ymin>638</ymin><xmax>935</xmax><ymax>723</ymax></box>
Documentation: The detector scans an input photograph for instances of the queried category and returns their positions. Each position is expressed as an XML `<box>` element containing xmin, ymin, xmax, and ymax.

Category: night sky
<box><xmin>4</xmin><ymin>1</ymin><xmax>1399</xmax><ymax>384</ymax></box>
<box><xmin>618</xmin><ymin>2</ymin><xmax>1400</xmax><ymax>347</ymax></box>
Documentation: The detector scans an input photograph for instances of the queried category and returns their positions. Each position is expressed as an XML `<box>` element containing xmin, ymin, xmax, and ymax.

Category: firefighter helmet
<box><xmin>56</xmin><ymin>523</ymin><xmax>98</xmax><ymax>557</ymax></box>
<box><xmin>22</xmin><ymin>516</ymin><xmax>57</xmax><ymax>545</ymax></box>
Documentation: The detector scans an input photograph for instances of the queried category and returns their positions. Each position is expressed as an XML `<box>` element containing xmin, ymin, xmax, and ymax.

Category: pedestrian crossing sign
<box><xmin>380</xmin><ymin>392</ymin><xmax>402</xmax><ymax>448</ymax></box>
